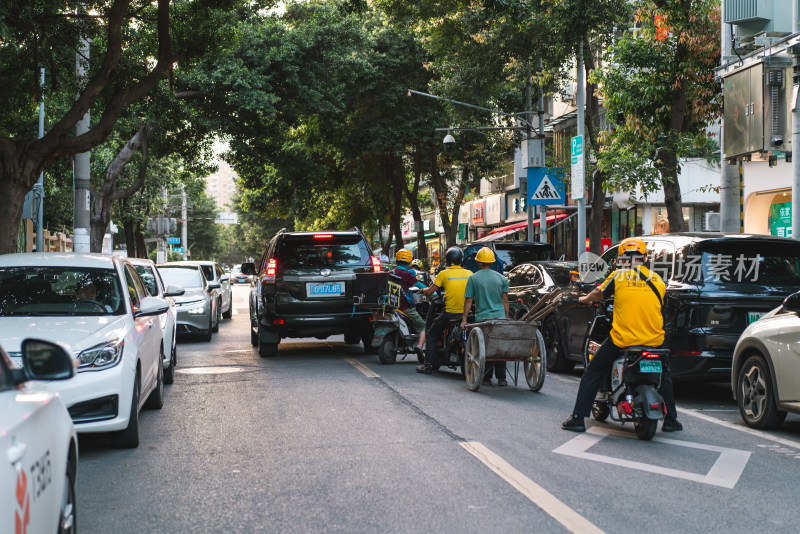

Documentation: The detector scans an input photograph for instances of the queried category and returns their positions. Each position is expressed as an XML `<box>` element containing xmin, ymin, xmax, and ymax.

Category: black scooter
<box><xmin>584</xmin><ymin>301</ymin><xmax>669</xmax><ymax>441</ymax></box>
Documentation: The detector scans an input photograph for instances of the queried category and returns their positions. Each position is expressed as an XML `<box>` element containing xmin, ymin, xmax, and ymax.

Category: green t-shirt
<box><xmin>464</xmin><ymin>268</ymin><xmax>509</xmax><ymax>322</ymax></box>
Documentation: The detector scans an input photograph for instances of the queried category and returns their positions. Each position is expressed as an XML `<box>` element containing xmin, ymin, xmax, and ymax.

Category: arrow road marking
<box><xmin>461</xmin><ymin>441</ymin><xmax>604</xmax><ymax>534</ymax></box>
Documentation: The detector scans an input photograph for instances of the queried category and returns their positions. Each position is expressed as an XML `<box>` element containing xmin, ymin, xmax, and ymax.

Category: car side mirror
<box><xmin>220</xmin><ymin>274</ymin><xmax>230</xmax><ymax>283</ymax></box>
<box><xmin>19</xmin><ymin>339</ymin><xmax>75</xmax><ymax>382</ymax></box>
<box><xmin>784</xmin><ymin>291</ymin><xmax>800</xmax><ymax>313</ymax></box>
<box><xmin>136</xmin><ymin>296</ymin><xmax>170</xmax><ymax>317</ymax></box>
<box><xmin>207</xmin><ymin>281</ymin><xmax>221</xmax><ymax>290</ymax></box>
<box><xmin>164</xmin><ymin>285</ymin><xmax>185</xmax><ymax>297</ymax></box>
<box><xmin>241</xmin><ymin>263</ymin><xmax>256</xmax><ymax>275</ymax></box>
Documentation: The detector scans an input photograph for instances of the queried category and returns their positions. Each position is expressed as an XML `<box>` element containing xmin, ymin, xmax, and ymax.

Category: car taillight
<box><xmin>262</xmin><ymin>258</ymin><xmax>277</xmax><ymax>284</ymax></box>
<box><xmin>370</xmin><ymin>256</ymin><xmax>381</xmax><ymax>273</ymax></box>
<box><xmin>273</xmin><ymin>319</ymin><xmax>285</xmax><ymax>325</ymax></box>
<box><xmin>313</xmin><ymin>234</ymin><xmax>333</xmax><ymax>239</ymax></box>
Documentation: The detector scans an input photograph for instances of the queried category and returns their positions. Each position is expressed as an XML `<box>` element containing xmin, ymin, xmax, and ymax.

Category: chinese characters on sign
<box><xmin>651</xmin><ymin>254</ymin><xmax>763</xmax><ymax>283</ymax></box>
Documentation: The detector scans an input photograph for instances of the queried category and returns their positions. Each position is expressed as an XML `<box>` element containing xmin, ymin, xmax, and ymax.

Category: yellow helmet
<box><xmin>569</xmin><ymin>270</ymin><xmax>579</xmax><ymax>277</ymax></box>
<box><xmin>395</xmin><ymin>248</ymin><xmax>413</xmax><ymax>263</ymax></box>
<box><xmin>411</xmin><ymin>259</ymin><xmax>423</xmax><ymax>269</ymax></box>
<box><xmin>618</xmin><ymin>237</ymin><xmax>647</xmax><ymax>257</ymax></box>
<box><xmin>475</xmin><ymin>247</ymin><xmax>496</xmax><ymax>264</ymax></box>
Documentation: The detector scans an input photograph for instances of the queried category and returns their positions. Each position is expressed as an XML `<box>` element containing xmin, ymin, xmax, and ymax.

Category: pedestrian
<box><xmin>461</xmin><ymin>247</ymin><xmax>510</xmax><ymax>386</ymax></box>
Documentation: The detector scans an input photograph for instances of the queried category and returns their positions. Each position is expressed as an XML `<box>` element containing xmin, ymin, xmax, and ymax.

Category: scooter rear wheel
<box><xmin>377</xmin><ymin>337</ymin><xmax>397</xmax><ymax>365</ymax></box>
<box><xmin>592</xmin><ymin>402</ymin><xmax>610</xmax><ymax>422</ymax></box>
<box><xmin>634</xmin><ymin>416</ymin><xmax>658</xmax><ymax>440</ymax></box>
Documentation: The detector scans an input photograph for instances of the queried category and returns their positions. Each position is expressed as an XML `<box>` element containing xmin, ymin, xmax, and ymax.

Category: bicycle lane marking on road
<box><xmin>461</xmin><ymin>441</ymin><xmax>605</xmax><ymax>534</ymax></box>
<box><xmin>678</xmin><ymin>406</ymin><xmax>800</xmax><ymax>450</ymax></box>
<box><xmin>343</xmin><ymin>357</ymin><xmax>380</xmax><ymax>378</ymax></box>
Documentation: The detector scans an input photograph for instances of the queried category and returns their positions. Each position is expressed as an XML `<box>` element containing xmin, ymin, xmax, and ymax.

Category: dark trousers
<box><xmin>484</xmin><ymin>362</ymin><xmax>506</xmax><ymax>381</ymax></box>
<box><xmin>425</xmin><ymin>311</ymin><xmax>461</xmax><ymax>367</ymax></box>
<box><xmin>572</xmin><ymin>337</ymin><xmax>677</xmax><ymax>419</ymax></box>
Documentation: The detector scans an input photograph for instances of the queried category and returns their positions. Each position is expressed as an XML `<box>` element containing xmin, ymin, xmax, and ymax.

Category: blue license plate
<box><xmin>639</xmin><ymin>360</ymin><xmax>662</xmax><ymax>373</ymax></box>
<box><xmin>307</xmin><ymin>282</ymin><xmax>344</xmax><ymax>297</ymax></box>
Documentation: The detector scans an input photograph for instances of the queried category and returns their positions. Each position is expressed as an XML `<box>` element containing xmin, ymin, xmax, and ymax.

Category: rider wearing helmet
<box><xmin>410</xmin><ymin>259</ymin><xmax>423</xmax><ymax>271</ymax></box>
<box><xmin>462</xmin><ymin>247</ymin><xmax>510</xmax><ymax>386</ymax></box>
<box><xmin>390</xmin><ymin>250</ymin><xmax>427</xmax><ymax>343</ymax></box>
<box><xmin>417</xmin><ymin>246</ymin><xmax>472</xmax><ymax>374</ymax></box>
<box><xmin>562</xmin><ymin>237</ymin><xmax>681</xmax><ymax>433</ymax></box>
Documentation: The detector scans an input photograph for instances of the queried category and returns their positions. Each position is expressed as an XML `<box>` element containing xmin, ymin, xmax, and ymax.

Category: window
<box><xmin>124</xmin><ymin>265</ymin><xmax>145</xmax><ymax>311</ymax></box>
<box><xmin>134</xmin><ymin>265</ymin><xmax>159</xmax><ymax>297</ymax></box>
<box><xmin>158</xmin><ymin>267</ymin><xmax>203</xmax><ymax>289</ymax></box>
<box><xmin>645</xmin><ymin>241</ymin><xmax>676</xmax><ymax>280</ymax></box>
<box><xmin>275</xmin><ymin>236</ymin><xmax>370</xmax><ymax>269</ymax></box>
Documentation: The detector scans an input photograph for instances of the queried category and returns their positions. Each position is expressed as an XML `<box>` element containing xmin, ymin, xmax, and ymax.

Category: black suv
<box><xmin>241</xmin><ymin>229</ymin><xmax>385</xmax><ymax>357</ymax></box>
<box><xmin>542</xmin><ymin>233</ymin><xmax>800</xmax><ymax>380</ymax></box>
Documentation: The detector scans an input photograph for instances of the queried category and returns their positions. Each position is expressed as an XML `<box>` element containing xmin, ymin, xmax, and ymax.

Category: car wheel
<box><xmin>250</xmin><ymin>322</ymin><xmax>258</xmax><ymax>347</ymax></box>
<box><xmin>144</xmin><ymin>350</ymin><xmax>164</xmax><ymax>410</ymax></box>
<box><xmin>164</xmin><ymin>341</ymin><xmax>176</xmax><ymax>385</ymax></box>
<box><xmin>111</xmin><ymin>373</ymin><xmax>140</xmax><ymax>449</ymax></box>
<box><xmin>201</xmin><ymin>313</ymin><xmax>213</xmax><ymax>342</ymax></box>
<box><xmin>212</xmin><ymin>301</ymin><xmax>220</xmax><ymax>333</ymax></box>
<box><xmin>737</xmin><ymin>354</ymin><xmax>787</xmax><ymax>429</ymax></box>
<box><xmin>58</xmin><ymin>457</ymin><xmax>76</xmax><ymax>534</ymax></box>
<box><xmin>222</xmin><ymin>296</ymin><xmax>232</xmax><ymax>319</ymax></box>
<box><xmin>258</xmin><ymin>323</ymin><xmax>279</xmax><ymax>357</ymax></box>
<box><xmin>543</xmin><ymin>317</ymin><xmax>575</xmax><ymax>373</ymax></box>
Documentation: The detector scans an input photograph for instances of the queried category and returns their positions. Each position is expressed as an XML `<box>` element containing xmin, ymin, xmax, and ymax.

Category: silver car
<box><xmin>162</xmin><ymin>261</ymin><xmax>232</xmax><ymax>320</ymax></box>
<box><xmin>157</xmin><ymin>264</ymin><xmax>220</xmax><ymax>342</ymax></box>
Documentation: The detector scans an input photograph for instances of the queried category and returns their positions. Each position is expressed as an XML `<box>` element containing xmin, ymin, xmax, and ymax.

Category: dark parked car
<box><xmin>542</xmin><ymin>233</ymin><xmax>800</xmax><ymax>380</ymax></box>
<box><xmin>241</xmin><ymin>229</ymin><xmax>386</xmax><ymax>357</ymax></box>
<box><xmin>462</xmin><ymin>241</ymin><xmax>555</xmax><ymax>274</ymax></box>
<box><xmin>507</xmin><ymin>261</ymin><xmax>579</xmax><ymax>319</ymax></box>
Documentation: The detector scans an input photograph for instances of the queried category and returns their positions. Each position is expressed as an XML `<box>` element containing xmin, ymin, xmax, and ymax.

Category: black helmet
<box><xmin>444</xmin><ymin>247</ymin><xmax>463</xmax><ymax>266</ymax></box>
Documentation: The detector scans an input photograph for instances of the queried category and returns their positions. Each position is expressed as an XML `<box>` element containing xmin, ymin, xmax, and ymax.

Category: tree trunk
<box><xmin>0</xmin><ymin>148</ymin><xmax>39</xmax><ymax>254</ymax></box>
<box><xmin>583</xmin><ymin>40</ymin><xmax>605</xmax><ymax>254</ymax></box>
<box><xmin>399</xmin><ymin>149</ymin><xmax>426</xmax><ymax>260</ymax></box>
<box><xmin>658</xmin><ymin>149</ymin><xmax>685</xmax><ymax>232</ymax></box>
<box><xmin>135</xmin><ymin>227</ymin><xmax>147</xmax><ymax>259</ymax></box>
<box><xmin>89</xmin><ymin>124</ymin><xmax>153</xmax><ymax>252</ymax></box>
<box><xmin>589</xmin><ymin>171</ymin><xmax>606</xmax><ymax>254</ymax></box>
<box><xmin>123</xmin><ymin>216</ymin><xmax>136</xmax><ymax>256</ymax></box>
<box><xmin>429</xmin><ymin>147</ymin><xmax>469</xmax><ymax>248</ymax></box>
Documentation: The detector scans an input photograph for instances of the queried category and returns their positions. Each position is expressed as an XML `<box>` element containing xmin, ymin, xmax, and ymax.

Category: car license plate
<box><xmin>639</xmin><ymin>360</ymin><xmax>662</xmax><ymax>373</ymax></box>
<box><xmin>307</xmin><ymin>282</ymin><xmax>345</xmax><ymax>298</ymax></box>
<box><xmin>10</xmin><ymin>356</ymin><xmax>22</xmax><ymax>369</ymax></box>
<box><xmin>747</xmin><ymin>311</ymin><xmax>765</xmax><ymax>325</ymax></box>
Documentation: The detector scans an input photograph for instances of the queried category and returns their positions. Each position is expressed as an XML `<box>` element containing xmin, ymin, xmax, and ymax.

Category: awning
<box><xmin>475</xmin><ymin>230</ymin><xmax>517</xmax><ymax>242</ymax></box>
<box><xmin>488</xmin><ymin>214</ymin><xmax>569</xmax><ymax>235</ymax></box>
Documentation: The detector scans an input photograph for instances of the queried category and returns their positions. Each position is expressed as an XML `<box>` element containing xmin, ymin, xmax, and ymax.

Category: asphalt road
<box><xmin>76</xmin><ymin>285</ymin><xmax>800</xmax><ymax>533</ymax></box>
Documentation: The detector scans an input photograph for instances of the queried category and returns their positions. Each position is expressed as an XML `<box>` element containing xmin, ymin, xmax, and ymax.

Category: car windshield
<box><xmin>158</xmin><ymin>267</ymin><xmax>204</xmax><ymax>289</ymax></box>
<box><xmin>543</xmin><ymin>265</ymin><xmax>573</xmax><ymax>286</ymax></box>
<box><xmin>275</xmin><ymin>236</ymin><xmax>369</xmax><ymax>269</ymax></box>
<box><xmin>0</xmin><ymin>267</ymin><xmax>125</xmax><ymax>316</ymax></box>
<box><xmin>687</xmin><ymin>241</ymin><xmax>800</xmax><ymax>289</ymax></box>
<box><xmin>134</xmin><ymin>265</ymin><xmax>159</xmax><ymax>296</ymax></box>
<box><xmin>494</xmin><ymin>246</ymin><xmax>554</xmax><ymax>272</ymax></box>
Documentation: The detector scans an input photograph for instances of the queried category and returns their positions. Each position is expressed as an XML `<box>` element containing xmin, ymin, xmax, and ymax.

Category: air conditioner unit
<box><xmin>705</xmin><ymin>212</ymin><xmax>721</xmax><ymax>232</ymax></box>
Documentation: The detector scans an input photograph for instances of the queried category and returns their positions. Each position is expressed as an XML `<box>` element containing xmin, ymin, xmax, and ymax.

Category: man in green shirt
<box><xmin>462</xmin><ymin>247</ymin><xmax>509</xmax><ymax>386</ymax></box>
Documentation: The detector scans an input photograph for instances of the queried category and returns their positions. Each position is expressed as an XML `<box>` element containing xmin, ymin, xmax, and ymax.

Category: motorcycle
<box><xmin>371</xmin><ymin>275</ymin><xmax>425</xmax><ymax>365</ymax></box>
<box><xmin>584</xmin><ymin>300</ymin><xmax>669</xmax><ymax>441</ymax></box>
<box><xmin>424</xmin><ymin>292</ymin><xmax>469</xmax><ymax>377</ymax></box>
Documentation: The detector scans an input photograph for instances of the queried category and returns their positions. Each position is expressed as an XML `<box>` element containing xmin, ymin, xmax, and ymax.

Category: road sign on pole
<box><xmin>571</xmin><ymin>135</ymin><xmax>584</xmax><ymax>200</ymax></box>
<box><xmin>173</xmin><ymin>247</ymin><xmax>183</xmax><ymax>254</ymax></box>
<box><xmin>527</xmin><ymin>168</ymin><xmax>564</xmax><ymax>206</ymax></box>
<box><xmin>167</xmin><ymin>237</ymin><xmax>180</xmax><ymax>245</ymax></box>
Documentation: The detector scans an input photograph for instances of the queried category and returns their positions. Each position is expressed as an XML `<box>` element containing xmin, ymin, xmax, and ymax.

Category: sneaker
<box><xmin>416</xmin><ymin>364</ymin><xmax>433</xmax><ymax>375</ymax></box>
<box><xmin>662</xmin><ymin>417</ymin><xmax>683</xmax><ymax>432</ymax></box>
<box><xmin>561</xmin><ymin>415</ymin><xmax>586</xmax><ymax>432</ymax></box>
<box><xmin>496</xmin><ymin>379</ymin><xmax>508</xmax><ymax>387</ymax></box>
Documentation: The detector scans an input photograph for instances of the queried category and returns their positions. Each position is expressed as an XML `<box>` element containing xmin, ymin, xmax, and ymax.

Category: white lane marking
<box><xmin>553</xmin><ymin>427</ymin><xmax>751</xmax><ymax>489</ymax></box>
<box><xmin>678</xmin><ymin>406</ymin><xmax>800</xmax><ymax>451</ymax></box>
<box><xmin>176</xmin><ymin>366</ymin><xmax>245</xmax><ymax>375</ymax></box>
<box><xmin>225</xmin><ymin>349</ymin><xmax>252</xmax><ymax>353</ymax></box>
<box><xmin>461</xmin><ymin>441</ymin><xmax>604</xmax><ymax>534</ymax></box>
<box><xmin>344</xmin><ymin>357</ymin><xmax>379</xmax><ymax>378</ymax></box>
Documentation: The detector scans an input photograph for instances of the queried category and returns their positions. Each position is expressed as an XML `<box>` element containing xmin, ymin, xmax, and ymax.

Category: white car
<box><xmin>130</xmin><ymin>258</ymin><xmax>184</xmax><ymax>384</ymax></box>
<box><xmin>163</xmin><ymin>260</ymin><xmax>232</xmax><ymax>320</ymax></box>
<box><xmin>1</xmin><ymin>338</ymin><xmax>77</xmax><ymax>534</ymax></box>
<box><xmin>732</xmin><ymin>290</ymin><xmax>800</xmax><ymax>429</ymax></box>
<box><xmin>0</xmin><ymin>253</ymin><xmax>169</xmax><ymax>448</ymax></box>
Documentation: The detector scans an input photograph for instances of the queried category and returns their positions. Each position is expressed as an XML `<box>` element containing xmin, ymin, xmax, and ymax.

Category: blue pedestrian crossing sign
<box><xmin>527</xmin><ymin>167</ymin><xmax>564</xmax><ymax>206</ymax></box>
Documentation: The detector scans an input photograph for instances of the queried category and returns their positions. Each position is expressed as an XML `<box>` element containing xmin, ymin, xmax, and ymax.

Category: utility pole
<box><xmin>35</xmin><ymin>68</ymin><xmax>45</xmax><ymax>252</ymax></box>
<box><xmin>73</xmin><ymin>36</ymin><xmax>91</xmax><ymax>253</ymax></box>
<box><xmin>525</xmin><ymin>77</ymin><xmax>535</xmax><ymax>241</ymax></box>
<box><xmin>720</xmin><ymin>19</ymin><xmax>740</xmax><ymax>233</ymax></box>
<box><xmin>538</xmin><ymin>58</ymin><xmax>547</xmax><ymax>244</ymax></box>
<box><xmin>156</xmin><ymin>188</ymin><xmax>167</xmax><ymax>264</ymax></box>
<box><xmin>181</xmin><ymin>186</ymin><xmax>188</xmax><ymax>260</ymax></box>
<box><xmin>576</xmin><ymin>43</ymin><xmax>587</xmax><ymax>257</ymax></box>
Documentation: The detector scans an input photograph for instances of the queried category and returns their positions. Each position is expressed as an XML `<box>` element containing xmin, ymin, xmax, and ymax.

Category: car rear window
<box><xmin>158</xmin><ymin>267</ymin><xmax>204</xmax><ymax>289</ymax></box>
<box><xmin>275</xmin><ymin>236</ymin><xmax>370</xmax><ymax>269</ymax></box>
<box><xmin>494</xmin><ymin>246</ymin><xmax>554</xmax><ymax>269</ymax></box>
<box><xmin>686</xmin><ymin>241</ymin><xmax>800</xmax><ymax>289</ymax></box>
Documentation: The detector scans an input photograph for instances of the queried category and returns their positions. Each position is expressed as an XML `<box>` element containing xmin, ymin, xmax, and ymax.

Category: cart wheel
<box><xmin>524</xmin><ymin>329</ymin><xmax>547</xmax><ymax>392</ymax></box>
<box><xmin>465</xmin><ymin>328</ymin><xmax>486</xmax><ymax>392</ymax></box>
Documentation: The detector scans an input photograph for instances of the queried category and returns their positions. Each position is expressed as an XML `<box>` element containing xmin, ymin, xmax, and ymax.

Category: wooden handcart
<box><xmin>463</xmin><ymin>319</ymin><xmax>546</xmax><ymax>392</ymax></box>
